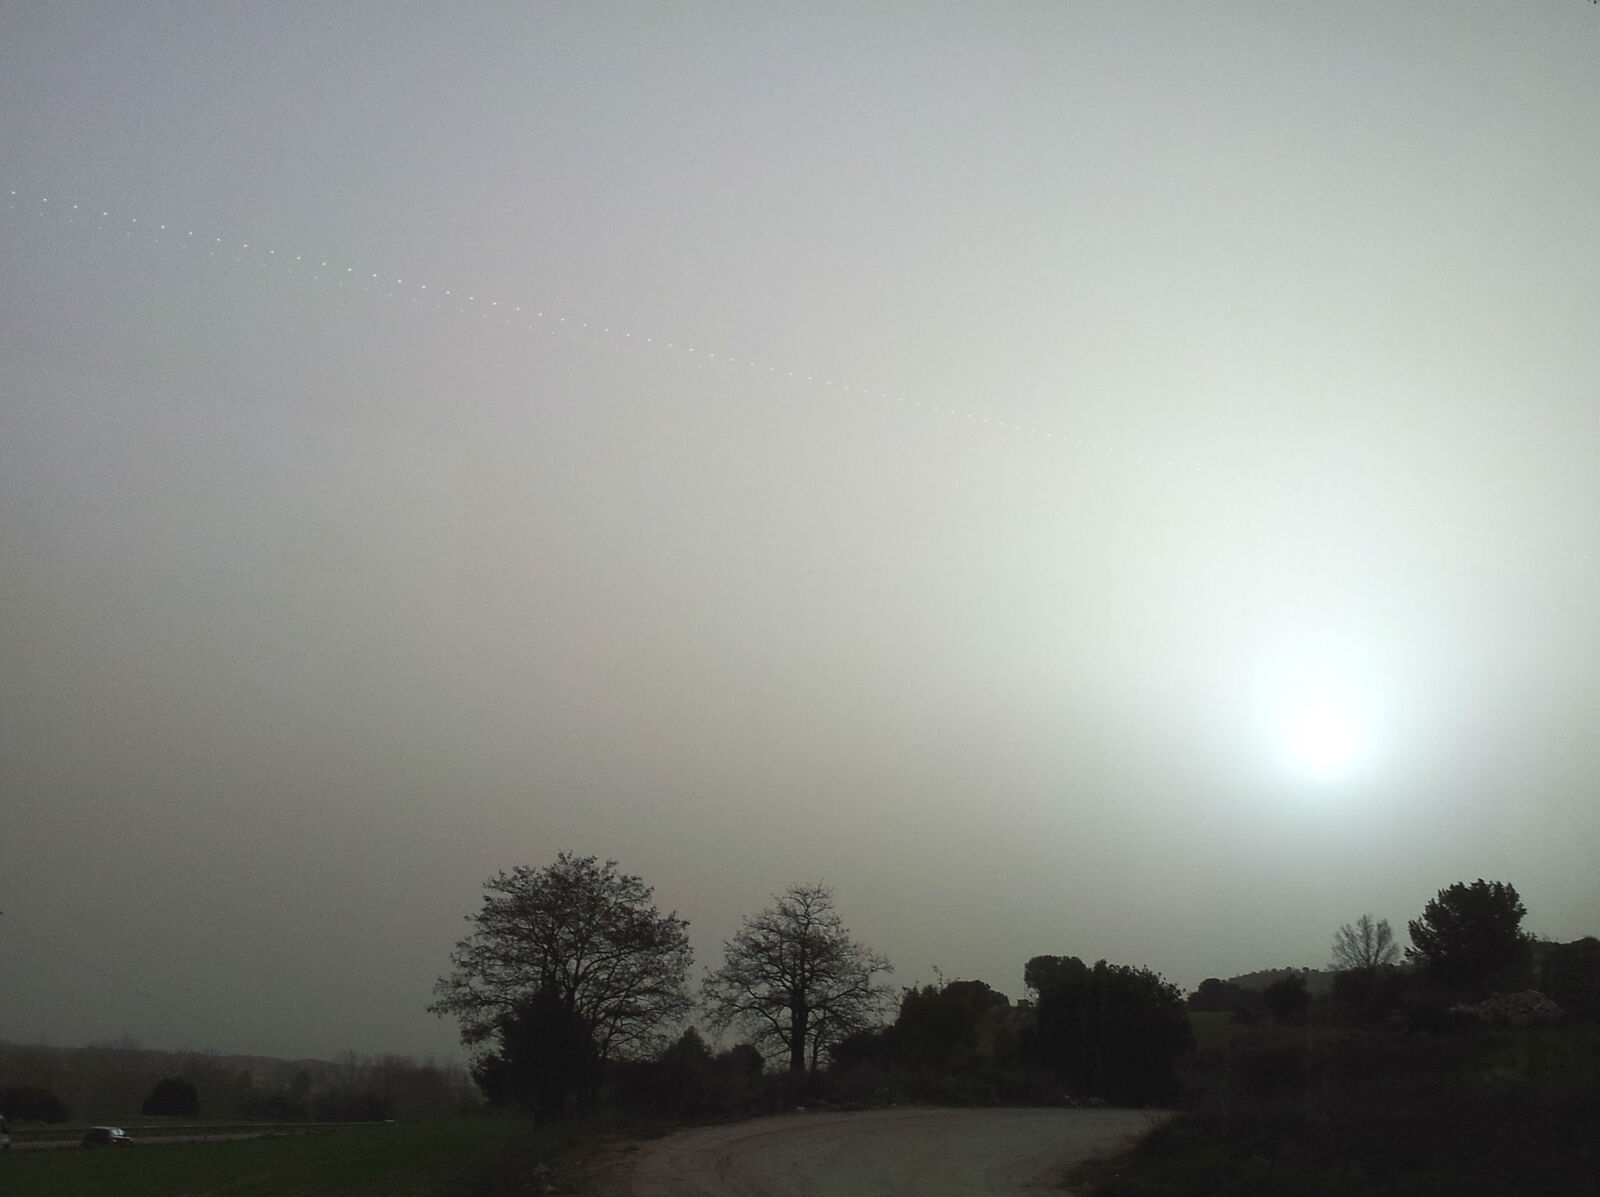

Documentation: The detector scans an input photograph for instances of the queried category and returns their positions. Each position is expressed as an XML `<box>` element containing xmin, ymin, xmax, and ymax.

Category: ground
<box><xmin>585</xmin><ymin>1106</ymin><xmax>1168</xmax><ymax>1197</ymax></box>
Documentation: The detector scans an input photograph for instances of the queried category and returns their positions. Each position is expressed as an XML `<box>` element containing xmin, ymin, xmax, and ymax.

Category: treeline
<box><xmin>1187</xmin><ymin>882</ymin><xmax>1600</xmax><ymax>1031</ymax></box>
<box><xmin>432</xmin><ymin>857</ymin><xmax>1600</xmax><ymax>1133</ymax></box>
<box><xmin>430</xmin><ymin>855</ymin><xmax>1193</xmax><ymax>1118</ymax></box>
<box><xmin>592</xmin><ymin>961</ymin><xmax>1191</xmax><ymax>1121</ymax></box>
<box><xmin>0</xmin><ymin>1040</ymin><xmax>478</xmax><ymax>1124</ymax></box>
<box><xmin>1073</xmin><ymin>883</ymin><xmax>1600</xmax><ymax>1196</ymax></box>
<box><xmin>830</xmin><ymin>957</ymin><xmax>1192</xmax><ymax>1107</ymax></box>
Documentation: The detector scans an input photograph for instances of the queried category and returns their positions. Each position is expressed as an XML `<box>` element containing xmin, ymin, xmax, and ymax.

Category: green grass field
<box><xmin>0</xmin><ymin>1118</ymin><xmax>569</xmax><ymax>1197</ymax></box>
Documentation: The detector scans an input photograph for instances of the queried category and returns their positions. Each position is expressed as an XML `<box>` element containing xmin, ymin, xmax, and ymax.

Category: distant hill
<box><xmin>0</xmin><ymin>1038</ymin><xmax>475</xmax><ymax>1123</ymax></box>
<box><xmin>1224</xmin><ymin>967</ymin><xmax>1335</xmax><ymax>998</ymax></box>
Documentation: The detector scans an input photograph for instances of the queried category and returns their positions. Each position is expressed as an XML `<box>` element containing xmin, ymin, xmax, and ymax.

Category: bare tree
<box><xmin>430</xmin><ymin>854</ymin><xmax>692</xmax><ymax>1109</ymax></box>
<box><xmin>1330</xmin><ymin>914</ymin><xmax>1400</xmax><ymax>973</ymax></box>
<box><xmin>702</xmin><ymin>884</ymin><xmax>894</xmax><ymax>1073</ymax></box>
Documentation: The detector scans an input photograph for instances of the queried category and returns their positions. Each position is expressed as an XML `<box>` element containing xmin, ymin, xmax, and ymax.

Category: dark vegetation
<box><xmin>1028</xmin><ymin>957</ymin><xmax>1193</xmax><ymax>1105</ymax></box>
<box><xmin>702</xmin><ymin>883</ymin><xmax>895</xmax><ymax>1074</ymax></box>
<box><xmin>428</xmin><ymin>853</ymin><xmax>694</xmax><ymax>1120</ymax></box>
<box><xmin>1261</xmin><ymin>972</ymin><xmax>1311</xmax><ymax>1021</ymax></box>
<box><xmin>593</xmin><ymin>958</ymin><xmax>1191</xmax><ymax>1119</ymax></box>
<box><xmin>140</xmin><ymin>1077</ymin><xmax>198</xmax><ymax>1118</ymax></box>
<box><xmin>1072</xmin><ymin>1014</ymin><xmax>1600</xmax><ymax>1196</ymax></box>
<box><xmin>0</xmin><ymin>1118</ymin><xmax>570</xmax><ymax>1197</ymax></box>
<box><xmin>0</xmin><ymin>1041</ymin><xmax>476</xmax><ymax>1126</ymax></box>
<box><xmin>422</xmin><ymin>863</ymin><xmax>1594</xmax><ymax>1194</ymax></box>
<box><xmin>423</xmin><ymin>858</ymin><xmax>1597</xmax><ymax>1197</ymax></box>
<box><xmin>1543</xmin><ymin>934</ymin><xmax>1600</xmax><ymax>1021</ymax></box>
<box><xmin>7</xmin><ymin>867</ymin><xmax>1592</xmax><ymax>1195</ymax></box>
<box><xmin>1407</xmin><ymin>878</ymin><xmax>1534</xmax><ymax>993</ymax></box>
<box><xmin>0</xmin><ymin>1083</ymin><xmax>70</xmax><ymax>1123</ymax></box>
<box><xmin>428</xmin><ymin>855</ymin><xmax>1196</xmax><ymax>1122</ymax></box>
<box><xmin>1073</xmin><ymin>880</ymin><xmax>1600</xmax><ymax>1195</ymax></box>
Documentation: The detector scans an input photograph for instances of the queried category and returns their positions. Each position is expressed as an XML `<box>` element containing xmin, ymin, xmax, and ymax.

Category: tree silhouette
<box><xmin>1542</xmin><ymin>937</ymin><xmax>1600</xmax><ymax>1022</ymax></box>
<box><xmin>430</xmin><ymin>853</ymin><xmax>692</xmax><ymax>1112</ymax></box>
<box><xmin>1187</xmin><ymin>977</ymin><xmax>1260</xmax><ymax>1016</ymax></box>
<box><xmin>1407</xmin><ymin>879</ymin><xmax>1531</xmax><ymax>992</ymax></box>
<box><xmin>469</xmin><ymin>989</ymin><xmax>598</xmax><ymax>1118</ymax></box>
<box><xmin>141</xmin><ymin>1076</ymin><xmax>199</xmax><ymax>1117</ymax></box>
<box><xmin>1330</xmin><ymin>914</ymin><xmax>1400</xmax><ymax>973</ymax></box>
<box><xmin>0</xmin><ymin>1085</ymin><xmax>69</xmax><ymax>1123</ymax></box>
<box><xmin>1263</xmin><ymin>972</ymin><xmax>1311</xmax><ymax>1022</ymax></box>
<box><xmin>1028</xmin><ymin>956</ymin><xmax>1192</xmax><ymax>1105</ymax></box>
<box><xmin>893</xmin><ymin>979</ymin><xmax>1015</xmax><ymax>1077</ymax></box>
<box><xmin>703</xmin><ymin>883</ymin><xmax>893</xmax><ymax>1073</ymax></box>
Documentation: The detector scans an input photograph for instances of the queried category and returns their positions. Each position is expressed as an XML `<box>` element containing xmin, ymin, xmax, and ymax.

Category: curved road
<box><xmin>604</xmin><ymin>1106</ymin><xmax>1166</xmax><ymax>1197</ymax></box>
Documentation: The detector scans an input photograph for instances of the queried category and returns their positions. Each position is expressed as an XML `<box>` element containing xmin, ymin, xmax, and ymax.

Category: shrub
<box><xmin>1330</xmin><ymin>963</ymin><xmax>1407</xmax><ymax>1023</ymax></box>
<box><xmin>1188</xmin><ymin>977</ymin><xmax>1260</xmax><ymax>1016</ymax></box>
<box><xmin>1263</xmin><ymin>973</ymin><xmax>1312</xmax><ymax>1022</ymax></box>
<box><xmin>0</xmin><ymin>1085</ymin><xmax>70</xmax><ymax>1123</ymax></box>
<box><xmin>1451</xmin><ymin>989</ymin><xmax>1564</xmax><ymax>1028</ymax></box>
<box><xmin>609</xmin><ymin>1032</ymin><xmax>770</xmax><ymax>1119</ymax></box>
<box><xmin>1028</xmin><ymin>957</ymin><xmax>1193</xmax><ymax>1105</ymax></box>
<box><xmin>141</xmin><ymin>1076</ymin><xmax>200</xmax><ymax>1117</ymax></box>
<box><xmin>1542</xmin><ymin>937</ymin><xmax>1600</xmax><ymax>1022</ymax></box>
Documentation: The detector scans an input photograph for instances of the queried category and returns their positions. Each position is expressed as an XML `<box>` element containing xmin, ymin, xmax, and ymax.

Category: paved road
<box><xmin>607</xmin><ymin>1106</ymin><xmax>1167</xmax><ymax>1197</ymax></box>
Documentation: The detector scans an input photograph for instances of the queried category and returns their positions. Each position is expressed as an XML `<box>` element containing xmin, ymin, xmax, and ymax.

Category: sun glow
<box><xmin>1285</xmin><ymin>700</ymin><xmax>1365</xmax><ymax>779</ymax></box>
<box><xmin>1255</xmin><ymin>647</ymin><xmax>1380</xmax><ymax>785</ymax></box>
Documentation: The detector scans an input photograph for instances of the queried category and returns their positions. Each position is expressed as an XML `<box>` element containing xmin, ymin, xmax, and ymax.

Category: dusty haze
<box><xmin>2</xmin><ymin>3</ymin><xmax>1596</xmax><ymax>1064</ymax></box>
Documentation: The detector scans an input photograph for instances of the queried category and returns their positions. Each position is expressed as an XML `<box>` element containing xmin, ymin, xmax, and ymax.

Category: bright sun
<box><xmin>1256</xmin><ymin>650</ymin><xmax>1378</xmax><ymax>784</ymax></box>
<box><xmin>1285</xmin><ymin>701</ymin><xmax>1364</xmax><ymax>779</ymax></box>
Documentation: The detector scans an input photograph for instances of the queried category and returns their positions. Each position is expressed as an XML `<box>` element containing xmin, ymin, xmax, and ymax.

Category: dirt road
<box><xmin>602</xmin><ymin>1106</ymin><xmax>1166</xmax><ymax>1196</ymax></box>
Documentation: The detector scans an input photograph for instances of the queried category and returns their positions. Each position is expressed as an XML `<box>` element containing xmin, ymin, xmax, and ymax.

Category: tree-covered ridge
<box><xmin>425</xmin><ymin>859</ymin><xmax>1596</xmax><ymax>1124</ymax></box>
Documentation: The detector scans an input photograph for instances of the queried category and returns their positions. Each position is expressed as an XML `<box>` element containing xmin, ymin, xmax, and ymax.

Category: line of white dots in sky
<box><xmin>7</xmin><ymin>190</ymin><xmax>1593</xmax><ymax>565</ymax></box>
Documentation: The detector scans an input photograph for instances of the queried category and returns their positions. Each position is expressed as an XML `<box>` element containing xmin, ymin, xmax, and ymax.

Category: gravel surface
<box><xmin>602</xmin><ymin>1106</ymin><xmax>1168</xmax><ymax>1196</ymax></box>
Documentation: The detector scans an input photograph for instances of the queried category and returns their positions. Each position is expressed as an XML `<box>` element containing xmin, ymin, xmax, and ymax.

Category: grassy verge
<box><xmin>0</xmin><ymin>1117</ymin><xmax>574</xmax><ymax>1197</ymax></box>
<box><xmin>1068</xmin><ymin>1017</ymin><xmax>1600</xmax><ymax>1196</ymax></box>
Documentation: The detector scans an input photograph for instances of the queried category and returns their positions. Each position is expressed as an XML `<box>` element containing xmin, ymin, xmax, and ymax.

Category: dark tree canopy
<box><xmin>1025</xmin><ymin>954</ymin><xmax>1090</xmax><ymax>999</ymax></box>
<box><xmin>1187</xmin><ymin>977</ymin><xmax>1260</xmax><ymax>1015</ymax></box>
<box><xmin>0</xmin><ymin>1085</ymin><xmax>69</xmax><ymax>1123</ymax></box>
<box><xmin>141</xmin><ymin>1076</ymin><xmax>199</xmax><ymax>1117</ymax></box>
<box><xmin>826</xmin><ymin>1026</ymin><xmax>895</xmax><ymax>1073</ymax></box>
<box><xmin>1541</xmin><ymin>937</ymin><xmax>1600</xmax><ymax>1022</ymax></box>
<box><xmin>609</xmin><ymin>1027</ymin><xmax>767</xmax><ymax>1119</ymax></box>
<box><xmin>702</xmin><ymin>883</ymin><xmax>894</xmax><ymax>1073</ymax></box>
<box><xmin>1262</xmin><ymin>972</ymin><xmax>1312</xmax><ymax>1021</ymax></box>
<box><xmin>893</xmin><ymin>979</ymin><xmax>1015</xmax><ymax>1076</ymax></box>
<box><xmin>430</xmin><ymin>853</ymin><xmax>692</xmax><ymax>1111</ymax></box>
<box><xmin>1406</xmin><ymin>879</ymin><xmax>1531</xmax><ymax>991</ymax></box>
<box><xmin>469</xmin><ymin>988</ymin><xmax>598</xmax><ymax>1118</ymax></box>
<box><xmin>1027</xmin><ymin>955</ymin><xmax>1193</xmax><ymax>1105</ymax></box>
<box><xmin>1331</xmin><ymin>962</ymin><xmax>1407</xmax><ymax>1021</ymax></box>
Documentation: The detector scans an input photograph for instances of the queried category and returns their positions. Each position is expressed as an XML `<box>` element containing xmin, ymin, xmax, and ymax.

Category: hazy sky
<box><xmin>3</xmin><ymin>3</ymin><xmax>1597</xmax><ymax>1063</ymax></box>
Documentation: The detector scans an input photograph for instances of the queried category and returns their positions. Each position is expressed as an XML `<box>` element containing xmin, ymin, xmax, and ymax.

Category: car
<box><xmin>80</xmin><ymin>1126</ymin><xmax>133</xmax><ymax>1147</ymax></box>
